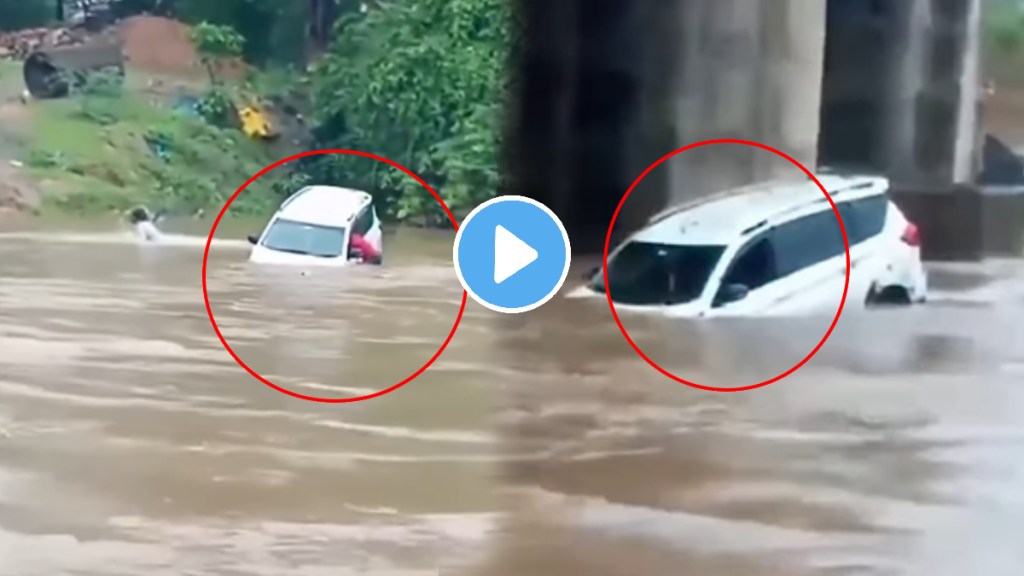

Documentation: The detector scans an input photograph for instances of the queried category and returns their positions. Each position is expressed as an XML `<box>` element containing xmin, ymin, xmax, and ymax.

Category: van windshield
<box><xmin>591</xmin><ymin>241</ymin><xmax>726</xmax><ymax>305</ymax></box>
<box><xmin>261</xmin><ymin>218</ymin><xmax>347</xmax><ymax>258</ymax></box>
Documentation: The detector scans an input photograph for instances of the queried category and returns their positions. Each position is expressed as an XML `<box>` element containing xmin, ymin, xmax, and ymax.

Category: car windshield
<box><xmin>260</xmin><ymin>218</ymin><xmax>347</xmax><ymax>258</ymax></box>
<box><xmin>591</xmin><ymin>241</ymin><xmax>726</xmax><ymax>305</ymax></box>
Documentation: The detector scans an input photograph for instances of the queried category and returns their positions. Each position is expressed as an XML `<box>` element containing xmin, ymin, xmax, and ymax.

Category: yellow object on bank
<box><xmin>239</xmin><ymin>106</ymin><xmax>273</xmax><ymax>139</ymax></box>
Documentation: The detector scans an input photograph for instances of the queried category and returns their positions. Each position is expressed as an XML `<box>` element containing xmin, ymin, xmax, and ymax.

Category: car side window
<box><xmin>717</xmin><ymin>234</ymin><xmax>778</xmax><ymax>296</ymax></box>
<box><xmin>771</xmin><ymin>210</ymin><xmax>845</xmax><ymax>277</ymax></box>
<box><xmin>352</xmin><ymin>206</ymin><xmax>374</xmax><ymax>236</ymax></box>
<box><xmin>837</xmin><ymin>196</ymin><xmax>887</xmax><ymax>245</ymax></box>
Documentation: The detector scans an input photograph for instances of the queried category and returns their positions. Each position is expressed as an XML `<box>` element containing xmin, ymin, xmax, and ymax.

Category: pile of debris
<box><xmin>0</xmin><ymin>27</ymin><xmax>94</xmax><ymax>61</ymax></box>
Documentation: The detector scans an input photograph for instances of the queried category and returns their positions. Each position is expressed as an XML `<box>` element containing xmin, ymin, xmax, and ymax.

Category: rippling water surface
<box><xmin>1</xmin><ymin>218</ymin><xmax>1023</xmax><ymax>575</ymax></box>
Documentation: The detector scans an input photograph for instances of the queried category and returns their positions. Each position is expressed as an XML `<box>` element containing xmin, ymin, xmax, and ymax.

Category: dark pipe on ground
<box><xmin>22</xmin><ymin>40</ymin><xmax>125</xmax><ymax>100</ymax></box>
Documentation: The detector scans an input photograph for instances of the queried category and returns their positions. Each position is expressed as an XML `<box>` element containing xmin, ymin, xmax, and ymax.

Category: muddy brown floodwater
<box><xmin>1</xmin><ymin>219</ymin><xmax>1023</xmax><ymax>575</ymax></box>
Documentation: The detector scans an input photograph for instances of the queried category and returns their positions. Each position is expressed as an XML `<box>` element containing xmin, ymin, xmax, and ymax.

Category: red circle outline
<box><xmin>201</xmin><ymin>148</ymin><xmax>467</xmax><ymax>403</ymax></box>
<box><xmin>603</xmin><ymin>138</ymin><xmax>850</xmax><ymax>392</ymax></box>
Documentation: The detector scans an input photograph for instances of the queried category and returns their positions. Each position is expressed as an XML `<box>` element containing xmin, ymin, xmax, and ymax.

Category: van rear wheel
<box><xmin>866</xmin><ymin>284</ymin><xmax>912</xmax><ymax>307</ymax></box>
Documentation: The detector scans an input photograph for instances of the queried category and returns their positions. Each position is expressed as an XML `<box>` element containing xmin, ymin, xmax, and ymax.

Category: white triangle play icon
<box><xmin>493</xmin><ymin>225</ymin><xmax>538</xmax><ymax>284</ymax></box>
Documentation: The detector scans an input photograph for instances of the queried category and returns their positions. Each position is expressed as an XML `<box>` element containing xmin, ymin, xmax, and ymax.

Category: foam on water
<box><xmin>0</xmin><ymin>230</ymin><xmax>250</xmax><ymax>249</ymax></box>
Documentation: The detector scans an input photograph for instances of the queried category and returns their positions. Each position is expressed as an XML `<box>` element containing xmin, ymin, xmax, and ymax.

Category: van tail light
<box><xmin>901</xmin><ymin>222</ymin><xmax>921</xmax><ymax>247</ymax></box>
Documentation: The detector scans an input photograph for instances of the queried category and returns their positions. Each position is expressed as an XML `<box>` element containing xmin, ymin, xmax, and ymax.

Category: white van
<box><xmin>247</xmin><ymin>185</ymin><xmax>384</xmax><ymax>266</ymax></box>
<box><xmin>567</xmin><ymin>173</ymin><xmax>928</xmax><ymax>318</ymax></box>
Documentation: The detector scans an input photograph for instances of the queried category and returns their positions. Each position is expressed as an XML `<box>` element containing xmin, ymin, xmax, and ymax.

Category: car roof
<box><xmin>633</xmin><ymin>173</ymin><xmax>888</xmax><ymax>245</ymax></box>
<box><xmin>277</xmin><ymin>185</ymin><xmax>371</xmax><ymax>227</ymax></box>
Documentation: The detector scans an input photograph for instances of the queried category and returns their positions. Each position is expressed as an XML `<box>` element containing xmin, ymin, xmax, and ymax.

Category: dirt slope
<box><xmin>119</xmin><ymin>15</ymin><xmax>200</xmax><ymax>76</ymax></box>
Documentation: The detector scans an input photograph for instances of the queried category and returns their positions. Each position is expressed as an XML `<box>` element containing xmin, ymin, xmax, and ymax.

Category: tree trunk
<box><xmin>307</xmin><ymin>0</ymin><xmax>339</xmax><ymax>60</ymax></box>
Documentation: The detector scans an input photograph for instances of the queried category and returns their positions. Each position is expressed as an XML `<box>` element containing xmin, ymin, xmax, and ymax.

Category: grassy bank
<box><xmin>0</xmin><ymin>63</ymin><xmax>290</xmax><ymax>217</ymax></box>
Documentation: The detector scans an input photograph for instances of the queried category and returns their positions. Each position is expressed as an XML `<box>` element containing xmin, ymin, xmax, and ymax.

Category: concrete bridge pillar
<box><xmin>820</xmin><ymin>0</ymin><xmax>982</xmax><ymax>185</ymax></box>
<box><xmin>509</xmin><ymin>0</ymin><xmax>827</xmax><ymax>254</ymax></box>
<box><xmin>665</xmin><ymin>0</ymin><xmax>826</xmax><ymax>197</ymax></box>
<box><xmin>509</xmin><ymin>0</ymin><xmax>1013</xmax><ymax>259</ymax></box>
<box><xmin>818</xmin><ymin>0</ymin><xmax>1004</xmax><ymax>259</ymax></box>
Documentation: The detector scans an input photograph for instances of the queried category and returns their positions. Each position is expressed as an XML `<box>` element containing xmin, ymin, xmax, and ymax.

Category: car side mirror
<box><xmin>247</xmin><ymin>234</ymin><xmax>258</xmax><ymax>245</ymax></box>
<box><xmin>716</xmin><ymin>283</ymin><xmax>749</xmax><ymax>306</ymax></box>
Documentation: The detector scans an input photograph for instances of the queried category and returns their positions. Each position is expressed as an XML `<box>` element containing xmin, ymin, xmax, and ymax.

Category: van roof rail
<box><xmin>279</xmin><ymin>185</ymin><xmax>313</xmax><ymax>210</ymax></box>
<box><xmin>650</xmin><ymin>174</ymin><xmax>886</xmax><ymax>227</ymax></box>
<box><xmin>815</xmin><ymin>165</ymin><xmax>846</xmax><ymax>175</ymax></box>
<box><xmin>813</xmin><ymin>166</ymin><xmax>886</xmax><ymax>180</ymax></box>
<box><xmin>645</xmin><ymin>178</ymin><xmax>796</xmax><ymax>226</ymax></box>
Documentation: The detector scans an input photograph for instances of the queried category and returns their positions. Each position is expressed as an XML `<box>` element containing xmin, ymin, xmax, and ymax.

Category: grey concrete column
<box><xmin>620</xmin><ymin>0</ymin><xmax>684</xmax><ymax>237</ymax></box>
<box><xmin>509</xmin><ymin>0</ymin><xmax>827</xmax><ymax>253</ymax></box>
<box><xmin>757</xmin><ymin>0</ymin><xmax>827</xmax><ymax>175</ymax></box>
<box><xmin>911</xmin><ymin>0</ymin><xmax>977</xmax><ymax>184</ymax></box>
<box><xmin>666</xmin><ymin>0</ymin><xmax>766</xmax><ymax>200</ymax></box>
<box><xmin>884</xmin><ymin>0</ymin><xmax>932</xmax><ymax>182</ymax></box>
<box><xmin>665</xmin><ymin>0</ymin><xmax>826</xmax><ymax>205</ymax></box>
<box><xmin>820</xmin><ymin>0</ymin><xmax>980</xmax><ymax>186</ymax></box>
<box><xmin>882</xmin><ymin>0</ymin><xmax>1007</xmax><ymax>261</ymax></box>
<box><xmin>952</xmin><ymin>0</ymin><xmax>982</xmax><ymax>182</ymax></box>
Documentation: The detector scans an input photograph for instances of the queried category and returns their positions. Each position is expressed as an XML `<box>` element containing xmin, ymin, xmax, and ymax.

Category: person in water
<box><xmin>349</xmin><ymin>232</ymin><xmax>382</xmax><ymax>265</ymax></box>
<box><xmin>127</xmin><ymin>207</ymin><xmax>165</xmax><ymax>242</ymax></box>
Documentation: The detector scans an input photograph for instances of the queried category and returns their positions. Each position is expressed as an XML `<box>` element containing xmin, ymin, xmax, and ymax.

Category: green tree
<box><xmin>109</xmin><ymin>0</ymin><xmax>308</xmax><ymax>64</ymax></box>
<box><xmin>190</xmin><ymin>21</ymin><xmax>245</xmax><ymax>83</ymax></box>
<box><xmin>307</xmin><ymin>0</ymin><xmax>510</xmax><ymax>224</ymax></box>
<box><xmin>188</xmin><ymin>22</ymin><xmax>245</xmax><ymax>127</ymax></box>
<box><xmin>172</xmin><ymin>0</ymin><xmax>308</xmax><ymax>65</ymax></box>
<box><xmin>0</xmin><ymin>0</ymin><xmax>55</xmax><ymax>31</ymax></box>
<box><xmin>987</xmin><ymin>2</ymin><xmax>1024</xmax><ymax>54</ymax></box>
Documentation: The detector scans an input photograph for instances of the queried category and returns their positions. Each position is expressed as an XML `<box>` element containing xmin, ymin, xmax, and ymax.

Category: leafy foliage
<box><xmin>0</xmin><ymin>0</ymin><xmax>54</xmax><ymax>31</ymax></box>
<box><xmin>987</xmin><ymin>2</ymin><xmax>1024</xmax><ymax>54</ymax></box>
<box><xmin>190</xmin><ymin>22</ymin><xmax>245</xmax><ymax>82</ymax></box>
<box><xmin>81</xmin><ymin>68</ymin><xmax>124</xmax><ymax>95</ymax></box>
<box><xmin>194</xmin><ymin>87</ymin><xmax>236</xmax><ymax>127</ymax></box>
<box><xmin>26</xmin><ymin>89</ymin><xmax>284</xmax><ymax>216</ymax></box>
<box><xmin>191</xmin><ymin>21</ymin><xmax>244</xmax><ymax>59</ymax></box>
<box><xmin>307</xmin><ymin>0</ymin><xmax>510</xmax><ymax>224</ymax></box>
<box><xmin>983</xmin><ymin>1</ymin><xmax>1024</xmax><ymax>86</ymax></box>
<box><xmin>187</xmin><ymin>23</ymin><xmax>245</xmax><ymax>127</ymax></box>
<box><xmin>110</xmin><ymin>0</ymin><xmax>308</xmax><ymax>64</ymax></box>
<box><xmin>5</xmin><ymin>0</ymin><xmax>511</xmax><ymax>223</ymax></box>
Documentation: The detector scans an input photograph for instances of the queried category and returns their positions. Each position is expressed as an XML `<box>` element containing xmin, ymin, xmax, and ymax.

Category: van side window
<box><xmin>772</xmin><ymin>211</ymin><xmax>845</xmax><ymax>276</ymax></box>
<box><xmin>837</xmin><ymin>196</ymin><xmax>887</xmax><ymax>244</ymax></box>
<box><xmin>352</xmin><ymin>206</ymin><xmax>374</xmax><ymax>235</ymax></box>
<box><xmin>718</xmin><ymin>235</ymin><xmax>778</xmax><ymax>295</ymax></box>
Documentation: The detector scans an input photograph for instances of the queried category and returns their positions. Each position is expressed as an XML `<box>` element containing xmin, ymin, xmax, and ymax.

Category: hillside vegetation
<box><xmin>7</xmin><ymin>0</ymin><xmax>1017</xmax><ymax>220</ymax></box>
<box><xmin>0</xmin><ymin>0</ymin><xmax>509</xmax><ymax>223</ymax></box>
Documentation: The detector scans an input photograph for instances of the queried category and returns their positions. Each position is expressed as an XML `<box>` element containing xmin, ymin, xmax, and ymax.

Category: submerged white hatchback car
<box><xmin>247</xmin><ymin>185</ymin><xmax>383</xmax><ymax>267</ymax></box>
<box><xmin>568</xmin><ymin>173</ymin><xmax>928</xmax><ymax>318</ymax></box>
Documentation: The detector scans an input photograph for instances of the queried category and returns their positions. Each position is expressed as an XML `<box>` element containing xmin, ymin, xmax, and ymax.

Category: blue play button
<box><xmin>453</xmin><ymin>195</ymin><xmax>571</xmax><ymax>313</ymax></box>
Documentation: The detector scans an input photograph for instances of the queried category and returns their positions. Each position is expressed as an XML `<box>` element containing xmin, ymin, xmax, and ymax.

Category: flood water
<box><xmin>1</xmin><ymin>219</ymin><xmax>1023</xmax><ymax>575</ymax></box>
